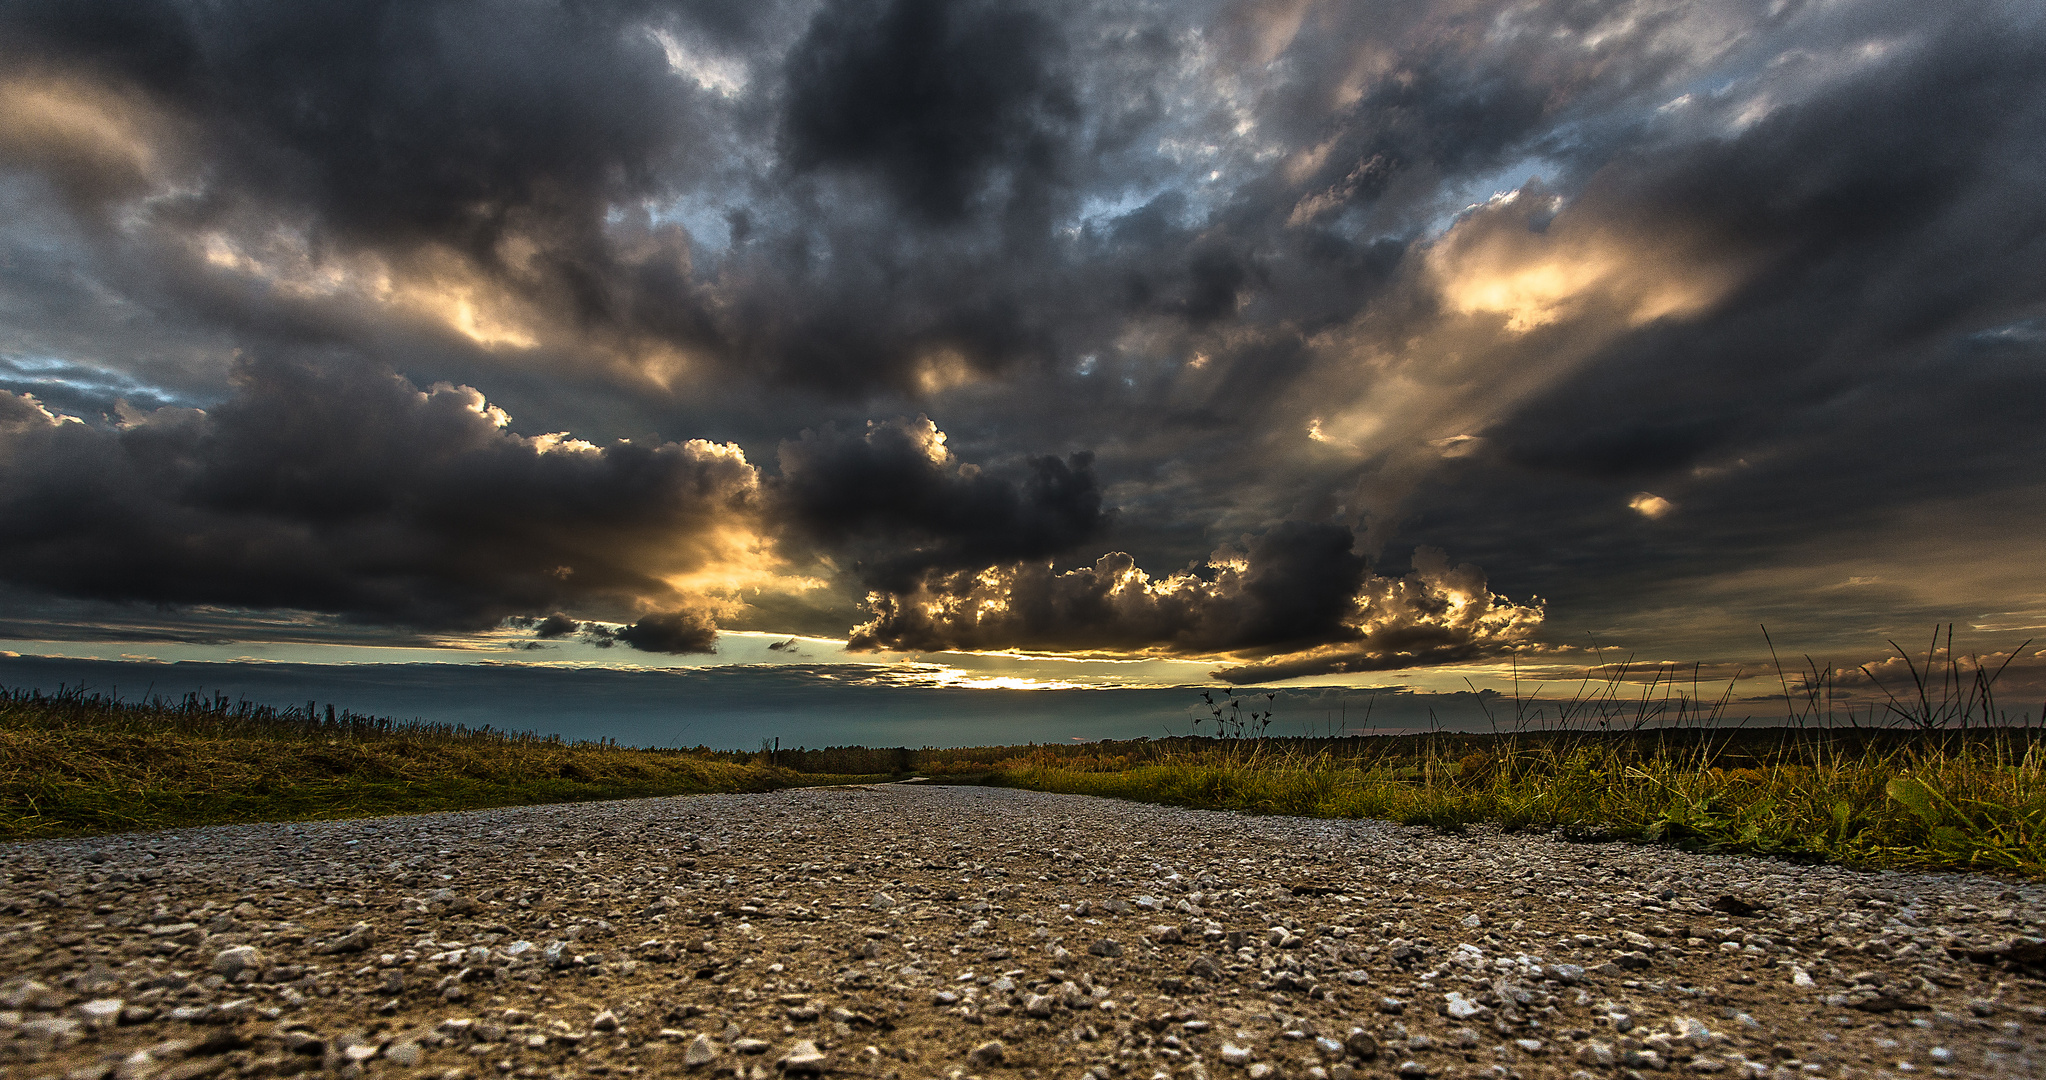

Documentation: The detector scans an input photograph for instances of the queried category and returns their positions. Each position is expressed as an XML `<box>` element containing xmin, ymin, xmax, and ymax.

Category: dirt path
<box><xmin>3</xmin><ymin>785</ymin><xmax>2043</xmax><ymax>1080</ymax></box>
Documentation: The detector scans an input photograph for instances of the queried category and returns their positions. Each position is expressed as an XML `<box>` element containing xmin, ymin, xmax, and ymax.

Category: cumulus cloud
<box><xmin>530</xmin><ymin>614</ymin><xmax>580</xmax><ymax>640</ymax></box>
<box><xmin>0</xmin><ymin>356</ymin><xmax>764</xmax><ymax>633</ymax></box>
<box><xmin>0</xmin><ymin>360</ymin><xmax>1123</xmax><ymax>654</ymax></box>
<box><xmin>849</xmin><ymin>524</ymin><xmax>1542</xmax><ymax>679</ymax></box>
<box><xmin>610</xmin><ymin>611</ymin><xmax>722</xmax><ymax>655</ymax></box>
<box><xmin>773</xmin><ymin>415</ymin><xmax>1110</xmax><ymax>590</ymax></box>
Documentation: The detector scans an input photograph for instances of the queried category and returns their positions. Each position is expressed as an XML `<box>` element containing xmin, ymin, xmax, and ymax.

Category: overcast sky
<box><xmin>3</xmin><ymin>0</ymin><xmax>2043</xmax><ymax>730</ymax></box>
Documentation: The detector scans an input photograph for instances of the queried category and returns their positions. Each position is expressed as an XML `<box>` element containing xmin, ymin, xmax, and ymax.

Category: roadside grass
<box><xmin>984</xmin><ymin>732</ymin><xmax>2046</xmax><ymax>877</ymax></box>
<box><xmin>988</xmin><ymin>629</ymin><xmax>2046</xmax><ymax>878</ymax></box>
<box><xmin>0</xmin><ymin>687</ymin><xmax>890</xmax><ymax>839</ymax></box>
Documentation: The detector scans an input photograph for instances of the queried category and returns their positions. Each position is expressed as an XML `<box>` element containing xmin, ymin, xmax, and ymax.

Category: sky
<box><xmin>2</xmin><ymin>0</ymin><xmax>2044</xmax><ymax>746</ymax></box>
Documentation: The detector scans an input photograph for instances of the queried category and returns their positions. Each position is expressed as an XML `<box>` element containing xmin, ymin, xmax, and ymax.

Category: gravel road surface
<box><xmin>3</xmin><ymin>785</ymin><xmax>2044</xmax><ymax>1080</ymax></box>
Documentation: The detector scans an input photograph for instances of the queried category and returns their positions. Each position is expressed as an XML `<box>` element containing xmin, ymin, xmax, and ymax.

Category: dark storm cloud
<box><xmin>780</xmin><ymin>0</ymin><xmax>1076</xmax><ymax>223</ymax></box>
<box><xmin>1379</xmin><ymin>14</ymin><xmax>2046</xmax><ymax>640</ymax></box>
<box><xmin>612</xmin><ymin>610</ymin><xmax>721</xmax><ymax>654</ymax></box>
<box><xmin>773</xmin><ymin>415</ymin><xmax>1110</xmax><ymax>591</ymax></box>
<box><xmin>0</xmin><ymin>0</ymin><xmax>698</xmax><ymax>249</ymax></box>
<box><xmin>530</xmin><ymin>614</ymin><xmax>580</xmax><ymax>640</ymax></box>
<box><xmin>0</xmin><ymin>0</ymin><xmax>2043</xmax><ymax>680</ymax></box>
<box><xmin>0</xmin><ymin>356</ymin><xmax>760</xmax><ymax>631</ymax></box>
<box><xmin>850</xmin><ymin>524</ymin><xmax>1542</xmax><ymax>680</ymax></box>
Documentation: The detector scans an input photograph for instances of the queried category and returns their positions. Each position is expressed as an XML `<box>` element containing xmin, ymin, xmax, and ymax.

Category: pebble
<box><xmin>208</xmin><ymin>944</ymin><xmax>265</xmax><ymax>977</ymax></box>
<box><xmin>781</xmin><ymin>1038</ymin><xmax>827</xmax><ymax>1075</ymax></box>
<box><xmin>0</xmin><ymin>785</ymin><xmax>2037</xmax><ymax>1080</ymax></box>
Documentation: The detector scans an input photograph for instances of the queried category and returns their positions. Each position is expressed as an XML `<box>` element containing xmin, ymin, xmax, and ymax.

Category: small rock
<box><xmin>76</xmin><ymin>998</ymin><xmax>124</xmax><ymax>1030</ymax></box>
<box><xmin>315</xmin><ymin>922</ymin><xmax>375</xmax><ymax>955</ymax></box>
<box><xmin>1669</xmin><ymin>1018</ymin><xmax>1715</xmax><ymax>1048</ymax></box>
<box><xmin>1395</xmin><ymin>1061</ymin><xmax>1428</xmax><ymax>1078</ymax></box>
<box><xmin>18</xmin><ymin>1016</ymin><xmax>84</xmax><ymax>1046</ymax></box>
<box><xmin>1088</xmin><ymin>939</ymin><xmax>1124</xmax><ymax>958</ymax></box>
<box><xmin>685</xmin><ymin>1034</ymin><xmax>719</xmax><ymax>1068</ymax></box>
<box><xmin>210</xmin><ymin>946</ymin><xmax>266</xmax><ymax>979</ymax></box>
<box><xmin>782</xmin><ymin>1039</ymin><xmax>828</xmax><ymax>1075</ymax></box>
<box><xmin>115</xmin><ymin>1049</ymin><xmax>160</xmax><ymax>1080</ymax></box>
<box><xmin>432</xmin><ymin>889</ymin><xmax>485</xmax><ymax>916</ymax></box>
<box><xmin>733</xmin><ymin>1037</ymin><xmax>770</xmax><ymax>1054</ymax></box>
<box><xmin>1442</xmin><ymin>993</ymin><xmax>1489</xmax><ymax>1021</ymax></box>
<box><xmin>968</xmin><ymin>1040</ymin><xmax>1007</xmax><ymax>1066</ymax></box>
<box><xmin>1344</xmin><ymin>1030</ymin><xmax>1379</xmax><ymax>1060</ymax></box>
<box><xmin>0</xmin><ymin>979</ymin><xmax>62</xmax><ymax>1011</ymax></box>
<box><xmin>1220</xmin><ymin>1043</ymin><xmax>1254</xmax><ymax>1066</ymax></box>
<box><xmin>386</xmin><ymin>1041</ymin><xmax>424</xmax><ymax>1067</ymax></box>
<box><xmin>591</xmin><ymin>1010</ymin><xmax>620</xmax><ymax>1032</ymax></box>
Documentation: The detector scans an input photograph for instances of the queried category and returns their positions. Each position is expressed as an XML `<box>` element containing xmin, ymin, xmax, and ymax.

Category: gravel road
<box><xmin>4</xmin><ymin>784</ymin><xmax>2044</xmax><ymax>1080</ymax></box>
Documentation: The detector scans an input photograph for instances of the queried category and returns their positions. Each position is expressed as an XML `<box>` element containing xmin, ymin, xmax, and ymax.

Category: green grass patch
<box><xmin>0</xmin><ymin>687</ymin><xmax>894</xmax><ymax>839</ymax></box>
<box><xmin>983</xmin><ymin>731</ymin><xmax>2046</xmax><ymax>877</ymax></box>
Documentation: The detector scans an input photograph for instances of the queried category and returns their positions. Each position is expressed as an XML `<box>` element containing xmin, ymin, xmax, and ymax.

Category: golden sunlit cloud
<box><xmin>0</xmin><ymin>74</ymin><xmax>165</xmax><ymax>193</ymax></box>
<box><xmin>191</xmin><ymin>228</ymin><xmax>551</xmax><ymax>352</ymax></box>
<box><xmin>850</xmin><ymin>543</ymin><xmax>1542</xmax><ymax>684</ymax></box>
<box><xmin>1432</xmin><ymin>433</ymin><xmax>1483</xmax><ymax>458</ymax></box>
<box><xmin>914</xmin><ymin>347</ymin><xmax>976</xmax><ymax>396</ymax></box>
<box><xmin>1427</xmin><ymin>192</ymin><xmax>1746</xmax><ymax>333</ymax></box>
<box><xmin>1629</xmin><ymin>492</ymin><xmax>1674</xmax><ymax>519</ymax></box>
